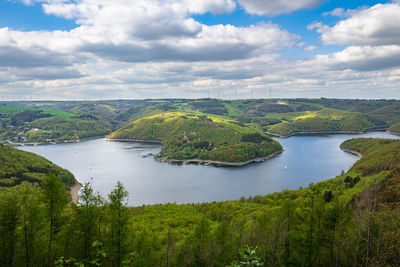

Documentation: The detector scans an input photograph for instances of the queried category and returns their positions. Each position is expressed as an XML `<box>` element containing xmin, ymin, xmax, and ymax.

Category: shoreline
<box><xmin>265</xmin><ymin>129</ymin><xmax>388</xmax><ymax>138</ymax></box>
<box><xmin>8</xmin><ymin>135</ymin><xmax>106</xmax><ymax>147</ymax></box>
<box><xmin>387</xmin><ymin>130</ymin><xmax>400</xmax><ymax>137</ymax></box>
<box><xmin>154</xmin><ymin>149</ymin><xmax>284</xmax><ymax>167</ymax></box>
<box><xmin>340</xmin><ymin>146</ymin><xmax>363</xmax><ymax>158</ymax></box>
<box><xmin>105</xmin><ymin>138</ymin><xmax>163</xmax><ymax>144</ymax></box>
<box><xmin>70</xmin><ymin>180</ymin><xmax>83</xmax><ymax>204</ymax></box>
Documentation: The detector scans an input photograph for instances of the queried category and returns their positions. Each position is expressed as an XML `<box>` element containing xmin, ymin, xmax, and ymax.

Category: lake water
<box><xmin>19</xmin><ymin>132</ymin><xmax>399</xmax><ymax>206</ymax></box>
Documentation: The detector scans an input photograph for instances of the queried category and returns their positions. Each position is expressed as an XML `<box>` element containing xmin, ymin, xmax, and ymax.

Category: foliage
<box><xmin>228</xmin><ymin>246</ymin><xmax>263</xmax><ymax>267</ymax></box>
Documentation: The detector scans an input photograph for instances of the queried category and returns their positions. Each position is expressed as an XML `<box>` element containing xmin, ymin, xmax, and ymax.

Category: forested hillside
<box><xmin>3</xmin><ymin>99</ymin><xmax>400</xmax><ymax>144</ymax></box>
<box><xmin>1</xmin><ymin>138</ymin><xmax>400</xmax><ymax>266</ymax></box>
<box><xmin>0</xmin><ymin>144</ymin><xmax>75</xmax><ymax>187</ymax></box>
<box><xmin>107</xmin><ymin>112</ymin><xmax>282</xmax><ymax>164</ymax></box>
<box><xmin>266</xmin><ymin>108</ymin><xmax>375</xmax><ymax>137</ymax></box>
<box><xmin>0</xmin><ymin>103</ymin><xmax>112</xmax><ymax>143</ymax></box>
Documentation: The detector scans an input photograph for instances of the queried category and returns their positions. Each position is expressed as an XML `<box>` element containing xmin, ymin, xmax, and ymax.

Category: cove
<box><xmin>19</xmin><ymin>131</ymin><xmax>399</xmax><ymax>206</ymax></box>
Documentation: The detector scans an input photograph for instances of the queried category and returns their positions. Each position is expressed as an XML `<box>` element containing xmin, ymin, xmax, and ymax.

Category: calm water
<box><xmin>19</xmin><ymin>132</ymin><xmax>399</xmax><ymax>206</ymax></box>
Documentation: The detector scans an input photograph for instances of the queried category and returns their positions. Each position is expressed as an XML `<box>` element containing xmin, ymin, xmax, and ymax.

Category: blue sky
<box><xmin>0</xmin><ymin>0</ymin><xmax>399</xmax><ymax>99</ymax></box>
<box><xmin>0</xmin><ymin>1</ymin><xmax>77</xmax><ymax>31</ymax></box>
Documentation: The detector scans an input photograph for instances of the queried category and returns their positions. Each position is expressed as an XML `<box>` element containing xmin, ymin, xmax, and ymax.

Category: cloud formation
<box><xmin>307</xmin><ymin>3</ymin><xmax>400</xmax><ymax>72</ymax></box>
<box><xmin>237</xmin><ymin>0</ymin><xmax>322</xmax><ymax>16</ymax></box>
<box><xmin>315</xmin><ymin>45</ymin><xmax>400</xmax><ymax>71</ymax></box>
<box><xmin>318</xmin><ymin>4</ymin><xmax>400</xmax><ymax>46</ymax></box>
<box><xmin>0</xmin><ymin>0</ymin><xmax>399</xmax><ymax>100</ymax></box>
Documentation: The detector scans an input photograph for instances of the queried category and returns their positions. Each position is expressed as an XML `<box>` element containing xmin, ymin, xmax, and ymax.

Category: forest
<box><xmin>1</xmin><ymin>138</ymin><xmax>400</xmax><ymax>266</ymax></box>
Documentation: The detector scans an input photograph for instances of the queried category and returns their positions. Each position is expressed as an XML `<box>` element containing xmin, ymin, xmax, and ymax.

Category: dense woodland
<box><xmin>1</xmin><ymin>138</ymin><xmax>400</xmax><ymax>266</ymax></box>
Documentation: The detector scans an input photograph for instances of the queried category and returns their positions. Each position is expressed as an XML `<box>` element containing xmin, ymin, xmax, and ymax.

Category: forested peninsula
<box><xmin>1</xmin><ymin>137</ymin><xmax>400</xmax><ymax>266</ymax></box>
<box><xmin>107</xmin><ymin>112</ymin><xmax>282</xmax><ymax>165</ymax></box>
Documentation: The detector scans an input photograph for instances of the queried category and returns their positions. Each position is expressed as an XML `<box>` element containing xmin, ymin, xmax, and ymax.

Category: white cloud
<box><xmin>306</xmin><ymin>3</ymin><xmax>400</xmax><ymax>76</ymax></box>
<box><xmin>306</xmin><ymin>21</ymin><xmax>329</xmax><ymax>33</ymax></box>
<box><xmin>316</xmin><ymin>3</ymin><xmax>400</xmax><ymax>46</ymax></box>
<box><xmin>237</xmin><ymin>0</ymin><xmax>322</xmax><ymax>16</ymax></box>
<box><xmin>322</xmin><ymin>7</ymin><xmax>367</xmax><ymax>18</ymax></box>
<box><xmin>304</xmin><ymin>45</ymin><xmax>317</xmax><ymax>52</ymax></box>
<box><xmin>313</xmin><ymin>45</ymin><xmax>400</xmax><ymax>71</ymax></box>
<box><xmin>323</xmin><ymin>8</ymin><xmax>346</xmax><ymax>17</ymax></box>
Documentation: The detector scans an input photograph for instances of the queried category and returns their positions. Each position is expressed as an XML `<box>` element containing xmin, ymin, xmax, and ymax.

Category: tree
<box><xmin>41</xmin><ymin>174</ymin><xmax>69</xmax><ymax>266</ymax></box>
<box><xmin>74</xmin><ymin>182</ymin><xmax>104</xmax><ymax>264</ymax></box>
<box><xmin>108</xmin><ymin>182</ymin><xmax>129</xmax><ymax>267</ymax></box>
<box><xmin>19</xmin><ymin>182</ymin><xmax>44</xmax><ymax>267</ymax></box>
<box><xmin>0</xmin><ymin>188</ymin><xmax>19</xmax><ymax>267</ymax></box>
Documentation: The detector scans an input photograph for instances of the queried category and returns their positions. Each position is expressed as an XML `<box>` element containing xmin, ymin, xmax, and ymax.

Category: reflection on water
<box><xmin>19</xmin><ymin>132</ymin><xmax>399</xmax><ymax>206</ymax></box>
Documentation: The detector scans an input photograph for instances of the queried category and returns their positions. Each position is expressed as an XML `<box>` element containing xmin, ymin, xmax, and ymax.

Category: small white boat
<box><xmin>284</xmin><ymin>165</ymin><xmax>287</xmax><ymax>171</ymax></box>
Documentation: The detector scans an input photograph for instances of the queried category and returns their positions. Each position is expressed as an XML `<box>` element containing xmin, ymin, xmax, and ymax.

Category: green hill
<box><xmin>0</xmin><ymin>144</ymin><xmax>75</xmax><ymax>188</ymax></box>
<box><xmin>107</xmin><ymin>111</ymin><xmax>282</xmax><ymax>164</ymax></box>
<box><xmin>267</xmin><ymin>108</ymin><xmax>375</xmax><ymax>137</ymax></box>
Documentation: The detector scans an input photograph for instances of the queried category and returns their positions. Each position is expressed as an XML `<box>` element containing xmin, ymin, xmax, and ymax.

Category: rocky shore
<box><xmin>154</xmin><ymin>150</ymin><xmax>284</xmax><ymax>167</ymax></box>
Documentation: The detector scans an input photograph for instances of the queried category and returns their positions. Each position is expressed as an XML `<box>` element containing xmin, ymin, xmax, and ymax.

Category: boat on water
<box><xmin>284</xmin><ymin>165</ymin><xmax>287</xmax><ymax>171</ymax></box>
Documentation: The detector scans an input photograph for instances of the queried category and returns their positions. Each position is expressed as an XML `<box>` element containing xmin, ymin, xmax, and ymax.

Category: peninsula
<box><xmin>107</xmin><ymin>111</ymin><xmax>283</xmax><ymax>165</ymax></box>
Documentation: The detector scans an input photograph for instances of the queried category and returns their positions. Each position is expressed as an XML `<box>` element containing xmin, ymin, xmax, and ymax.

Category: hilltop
<box><xmin>107</xmin><ymin>111</ymin><xmax>282</xmax><ymax>165</ymax></box>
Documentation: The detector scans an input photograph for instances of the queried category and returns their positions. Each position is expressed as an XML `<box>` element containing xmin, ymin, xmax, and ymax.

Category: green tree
<box><xmin>0</xmin><ymin>188</ymin><xmax>19</xmax><ymax>266</ymax></box>
<box><xmin>108</xmin><ymin>182</ymin><xmax>129</xmax><ymax>267</ymax></box>
<box><xmin>19</xmin><ymin>182</ymin><xmax>45</xmax><ymax>267</ymax></box>
<box><xmin>41</xmin><ymin>174</ymin><xmax>69</xmax><ymax>266</ymax></box>
<box><xmin>74</xmin><ymin>182</ymin><xmax>104</xmax><ymax>264</ymax></box>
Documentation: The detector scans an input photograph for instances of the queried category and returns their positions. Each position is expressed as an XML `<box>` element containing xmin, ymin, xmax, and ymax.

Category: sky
<box><xmin>0</xmin><ymin>0</ymin><xmax>400</xmax><ymax>100</ymax></box>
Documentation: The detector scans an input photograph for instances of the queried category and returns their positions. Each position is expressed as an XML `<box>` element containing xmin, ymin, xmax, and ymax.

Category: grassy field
<box><xmin>41</xmin><ymin>109</ymin><xmax>79</xmax><ymax>121</ymax></box>
<box><xmin>0</xmin><ymin>104</ymin><xmax>34</xmax><ymax>115</ymax></box>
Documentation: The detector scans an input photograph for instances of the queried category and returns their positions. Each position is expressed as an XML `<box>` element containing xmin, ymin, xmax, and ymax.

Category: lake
<box><xmin>19</xmin><ymin>132</ymin><xmax>399</xmax><ymax>206</ymax></box>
